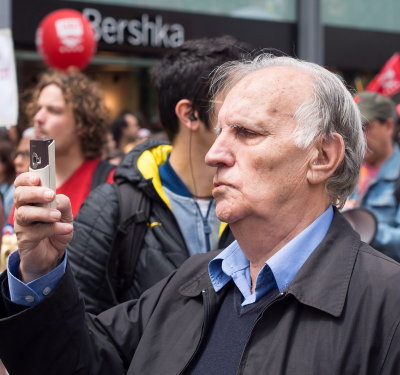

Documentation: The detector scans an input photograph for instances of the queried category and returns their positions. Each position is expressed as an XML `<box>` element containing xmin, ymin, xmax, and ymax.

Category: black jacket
<box><xmin>1</xmin><ymin>211</ymin><xmax>400</xmax><ymax>374</ymax></box>
<box><xmin>68</xmin><ymin>139</ymin><xmax>233</xmax><ymax>314</ymax></box>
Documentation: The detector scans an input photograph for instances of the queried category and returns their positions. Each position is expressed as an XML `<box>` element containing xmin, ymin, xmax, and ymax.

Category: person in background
<box><xmin>2</xmin><ymin>70</ymin><xmax>115</xmax><ymax>272</ymax></box>
<box><xmin>1</xmin><ymin>127</ymin><xmax>35</xmax><ymax>272</ymax></box>
<box><xmin>2</xmin><ymin>54</ymin><xmax>400</xmax><ymax>375</ymax></box>
<box><xmin>111</xmin><ymin>111</ymin><xmax>149</xmax><ymax>154</ymax></box>
<box><xmin>67</xmin><ymin>36</ymin><xmax>249</xmax><ymax>314</ymax></box>
<box><xmin>345</xmin><ymin>92</ymin><xmax>400</xmax><ymax>261</ymax></box>
<box><xmin>16</xmin><ymin>68</ymin><xmax>115</xmax><ymax>219</ymax></box>
<box><xmin>103</xmin><ymin>129</ymin><xmax>124</xmax><ymax>166</ymax></box>
<box><xmin>0</xmin><ymin>141</ymin><xmax>15</xmax><ymax>221</ymax></box>
<box><xmin>0</xmin><ymin>127</ymin><xmax>13</xmax><ymax>145</ymax></box>
<box><xmin>13</xmin><ymin>127</ymin><xmax>35</xmax><ymax>177</ymax></box>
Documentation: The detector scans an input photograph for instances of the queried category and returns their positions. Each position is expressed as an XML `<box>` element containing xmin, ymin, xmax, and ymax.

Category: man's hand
<box><xmin>13</xmin><ymin>172</ymin><xmax>73</xmax><ymax>283</ymax></box>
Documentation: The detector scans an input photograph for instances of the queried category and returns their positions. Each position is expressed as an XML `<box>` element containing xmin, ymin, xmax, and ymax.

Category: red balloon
<box><xmin>36</xmin><ymin>9</ymin><xmax>97</xmax><ymax>70</ymax></box>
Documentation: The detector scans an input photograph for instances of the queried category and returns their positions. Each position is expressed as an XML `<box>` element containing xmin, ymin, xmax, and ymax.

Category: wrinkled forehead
<box><xmin>219</xmin><ymin>66</ymin><xmax>314</xmax><ymax>121</ymax></box>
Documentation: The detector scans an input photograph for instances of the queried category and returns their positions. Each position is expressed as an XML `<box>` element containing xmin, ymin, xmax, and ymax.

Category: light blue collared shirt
<box><xmin>159</xmin><ymin>157</ymin><xmax>220</xmax><ymax>256</ymax></box>
<box><xmin>7</xmin><ymin>250</ymin><xmax>67</xmax><ymax>306</ymax></box>
<box><xmin>208</xmin><ymin>206</ymin><xmax>334</xmax><ymax>306</ymax></box>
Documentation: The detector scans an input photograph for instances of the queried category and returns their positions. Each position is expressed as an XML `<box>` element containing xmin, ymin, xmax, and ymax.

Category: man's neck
<box><xmin>169</xmin><ymin>136</ymin><xmax>215</xmax><ymax>199</ymax></box>
<box><xmin>231</xmin><ymin>201</ymin><xmax>330</xmax><ymax>287</ymax></box>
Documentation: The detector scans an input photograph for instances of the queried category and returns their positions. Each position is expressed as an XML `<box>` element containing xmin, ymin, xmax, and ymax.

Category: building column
<box><xmin>0</xmin><ymin>0</ymin><xmax>11</xmax><ymax>28</ymax></box>
<box><xmin>297</xmin><ymin>0</ymin><xmax>324</xmax><ymax>65</ymax></box>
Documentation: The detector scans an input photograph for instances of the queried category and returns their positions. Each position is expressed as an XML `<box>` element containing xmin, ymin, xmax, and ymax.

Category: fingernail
<box><xmin>44</xmin><ymin>190</ymin><xmax>54</xmax><ymax>200</ymax></box>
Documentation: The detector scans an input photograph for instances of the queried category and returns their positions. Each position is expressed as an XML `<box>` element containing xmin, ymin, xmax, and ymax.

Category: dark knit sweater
<box><xmin>187</xmin><ymin>282</ymin><xmax>280</xmax><ymax>375</ymax></box>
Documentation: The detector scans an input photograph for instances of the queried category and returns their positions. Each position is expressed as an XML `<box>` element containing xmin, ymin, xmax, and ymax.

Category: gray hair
<box><xmin>210</xmin><ymin>54</ymin><xmax>366</xmax><ymax>207</ymax></box>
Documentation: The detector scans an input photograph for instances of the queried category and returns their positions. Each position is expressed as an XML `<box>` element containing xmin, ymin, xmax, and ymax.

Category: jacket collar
<box><xmin>114</xmin><ymin>139</ymin><xmax>171</xmax><ymax>184</ymax></box>
<box><xmin>114</xmin><ymin>139</ymin><xmax>173</xmax><ymax>208</ymax></box>
<box><xmin>179</xmin><ymin>269</ymin><xmax>214</xmax><ymax>297</ymax></box>
<box><xmin>179</xmin><ymin>209</ymin><xmax>361</xmax><ymax>317</ymax></box>
<box><xmin>286</xmin><ymin>208</ymin><xmax>360</xmax><ymax>317</ymax></box>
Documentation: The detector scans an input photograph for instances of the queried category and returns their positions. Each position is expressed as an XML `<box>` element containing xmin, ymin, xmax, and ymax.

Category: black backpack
<box><xmin>90</xmin><ymin>160</ymin><xmax>116</xmax><ymax>191</ymax></box>
<box><xmin>106</xmin><ymin>180</ymin><xmax>151</xmax><ymax>304</ymax></box>
<box><xmin>90</xmin><ymin>159</ymin><xmax>151</xmax><ymax>304</ymax></box>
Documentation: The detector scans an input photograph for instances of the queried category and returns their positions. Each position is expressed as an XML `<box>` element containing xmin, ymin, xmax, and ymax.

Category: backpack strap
<box><xmin>107</xmin><ymin>181</ymin><xmax>151</xmax><ymax>304</ymax></box>
<box><xmin>91</xmin><ymin>160</ymin><xmax>116</xmax><ymax>191</ymax></box>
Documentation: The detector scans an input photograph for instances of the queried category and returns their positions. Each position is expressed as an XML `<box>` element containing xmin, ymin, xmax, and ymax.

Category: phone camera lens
<box><xmin>32</xmin><ymin>152</ymin><xmax>41</xmax><ymax>169</ymax></box>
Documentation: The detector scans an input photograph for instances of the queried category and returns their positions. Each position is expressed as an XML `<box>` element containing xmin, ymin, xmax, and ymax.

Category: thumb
<box><xmin>55</xmin><ymin>194</ymin><xmax>74</xmax><ymax>224</ymax></box>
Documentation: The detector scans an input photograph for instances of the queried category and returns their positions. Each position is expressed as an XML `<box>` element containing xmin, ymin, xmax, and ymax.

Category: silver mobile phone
<box><xmin>29</xmin><ymin>138</ymin><xmax>56</xmax><ymax>208</ymax></box>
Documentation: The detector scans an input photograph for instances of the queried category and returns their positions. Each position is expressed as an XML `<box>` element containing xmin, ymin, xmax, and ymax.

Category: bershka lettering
<box><xmin>83</xmin><ymin>8</ymin><xmax>185</xmax><ymax>48</ymax></box>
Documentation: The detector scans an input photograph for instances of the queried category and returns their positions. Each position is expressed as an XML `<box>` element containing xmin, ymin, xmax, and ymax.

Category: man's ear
<box><xmin>307</xmin><ymin>133</ymin><xmax>345</xmax><ymax>185</ymax></box>
<box><xmin>175</xmin><ymin>99</ymin><xmax>199</xmax><ymax>131</ymax></box>
<box><xmin>385</xmin><ymin>117</ymin><xmax>395</xmax><ymax>136</ymax></box>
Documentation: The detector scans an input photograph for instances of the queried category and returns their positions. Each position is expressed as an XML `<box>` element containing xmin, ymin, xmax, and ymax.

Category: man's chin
<box><xmin>215</xmin><ymin>203</ymin><xmax>238</xmax><ymax>224</ymax></box>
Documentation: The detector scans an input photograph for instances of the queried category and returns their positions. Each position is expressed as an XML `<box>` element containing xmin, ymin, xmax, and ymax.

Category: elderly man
<box><xmin>0</xmin><ymin>55</ymin><xmax>400</xmax><ymax>375</ymax></box>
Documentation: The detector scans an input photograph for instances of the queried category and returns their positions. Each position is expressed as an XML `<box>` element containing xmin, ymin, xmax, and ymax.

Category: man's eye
<box><xmin>49</xmin><ymin>108</ymin><xmax>63</xmax><ymax>114</ymax></box>
<box><xmin>234</xmin><ymin>126</ymin><xmax>258</xmax><ymax>138</ymax></box>
<box><xmin>362</xmin><ymin>122</ymin><xmax>371</xmax><ymax>131</ymax></box>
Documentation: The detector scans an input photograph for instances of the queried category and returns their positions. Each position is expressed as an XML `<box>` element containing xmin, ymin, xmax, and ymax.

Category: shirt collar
<box><xmin>208</xmin><ymin>206</ymin><xmax>334</xmax><ymax>302</ymax></box>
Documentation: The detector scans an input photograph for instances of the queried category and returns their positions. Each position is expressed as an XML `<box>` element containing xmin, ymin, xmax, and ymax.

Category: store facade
<box><xmin>6</xmin><ymin>0</ymin><xmax>400</xmax><ymax>123</ymax></box>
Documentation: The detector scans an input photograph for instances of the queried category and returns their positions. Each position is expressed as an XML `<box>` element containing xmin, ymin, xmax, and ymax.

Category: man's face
<box><xmin>205</xmin><ymin>66</ymin><xmax>314</xmax><ymax>225</ymax></box>
<box><xmin>14</xmin><ymin>137</ymin><xmax>31</xmax><ymax>175</ymax></box>
<box><xmin>363</xmin><ymin>118</ymin><xmax>393</xmax><ymax>166</ymax></box>
<box><xmin>33</xmin><ymin>84</ymin><xmax>80</xmax><ymax>156</ymax></box>
<box><xmin>123</xmin><ymin>114</ymin><xmax>140</xmax><ymax>141</ymax></box>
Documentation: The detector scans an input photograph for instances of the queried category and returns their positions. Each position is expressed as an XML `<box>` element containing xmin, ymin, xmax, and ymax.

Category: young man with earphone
<box><xmin>65</xmin><ymin>36</ymin><xmax>251</xmax><ymax>314</ymax></box>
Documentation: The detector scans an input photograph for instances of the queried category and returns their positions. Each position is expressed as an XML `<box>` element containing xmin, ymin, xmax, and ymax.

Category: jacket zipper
<box><xmin>178</xmin><ymin>289</ymin><xmax>211</xmax><ymax>375</ymax></box>
<box><xmin>235</xmin><ymin>291</ymin><xmax>288</xmax><ymax>375</ymax></box>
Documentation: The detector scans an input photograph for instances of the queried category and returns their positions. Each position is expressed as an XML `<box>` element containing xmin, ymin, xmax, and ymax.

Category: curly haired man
<box><xmin>24</xmin><ymin>68</ymin><xmax>115</xmax><ymax>217</ymax></box>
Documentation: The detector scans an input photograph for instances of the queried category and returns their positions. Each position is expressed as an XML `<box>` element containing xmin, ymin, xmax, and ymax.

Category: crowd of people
<box><xmin>0</xmin><ymin>35</ymin><xmax>400</xmax><ymax>374</ymax></box>
<box><xmin>0</xmin><ymin>69</ymin><xmax>154</xmax><ymax>273</ymax></box>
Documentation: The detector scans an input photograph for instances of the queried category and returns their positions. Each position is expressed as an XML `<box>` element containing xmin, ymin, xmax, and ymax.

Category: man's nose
<box><xmin>34</xmin><ymin>108</ymin><xmax>45</xmax><ymax>125</ymax></box>
<box><xmin>205</xmin><ymin>131</ymin><xmax>235</xmax><ymax>167</ymax></box>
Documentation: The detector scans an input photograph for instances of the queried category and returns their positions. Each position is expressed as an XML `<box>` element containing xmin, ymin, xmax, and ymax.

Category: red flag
<box><xmin>366</xmin><ymin>53</ymin><xmax>400</xmax><ymax>97</ymax></box>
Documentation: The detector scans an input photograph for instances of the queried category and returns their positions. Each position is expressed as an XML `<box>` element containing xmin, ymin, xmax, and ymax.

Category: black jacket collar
<box><xmin>287</xmin><ymin>209</ymin><xmax>360</xmax><ymax>317</ymax></box>
<box><xmin>180</xmin><ymin>209</ymin><xmax>361</xmax><ymax>317</ymax></box>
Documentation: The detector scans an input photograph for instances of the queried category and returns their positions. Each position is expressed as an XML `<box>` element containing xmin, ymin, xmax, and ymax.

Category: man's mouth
<box><xmin>213</xmin><ymin>181</ymin><xmax>232</xmax><ymax>189</ymax></box>
<box><xmin>34</xmin><ymin>126</ymin><xmax>47</xmax><ymax>138</ymax></box>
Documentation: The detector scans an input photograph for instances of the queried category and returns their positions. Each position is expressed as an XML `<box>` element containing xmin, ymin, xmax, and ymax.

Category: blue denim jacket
<box><xmin>349</xmin><ymin>144</ymin><xmax>400</xmax><ymax>261</ymax></box>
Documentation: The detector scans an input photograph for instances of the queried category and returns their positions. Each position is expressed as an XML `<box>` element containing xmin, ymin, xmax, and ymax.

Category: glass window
<box><xmin>66</xmin><ymin>0</ymin><xmax>296</xmax><ymax>22</ymax></box>
<box><xmin>323</xmin><ymin>0</ymin><xmax>400</xmax><ymax>33</ymax></box>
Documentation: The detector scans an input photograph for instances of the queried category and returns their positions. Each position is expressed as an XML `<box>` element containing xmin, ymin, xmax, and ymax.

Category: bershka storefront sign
<box><xmin>83</xmin><ymin>8</ymin><xmax>185</xmax><ymax>48</ymax></box>
<box><xmin>12</xmin><ymin>0</ymin><xmax>294</xmax><ymax>56</ymax></box>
